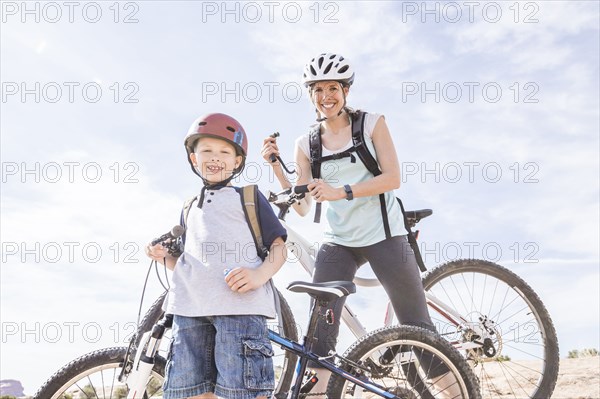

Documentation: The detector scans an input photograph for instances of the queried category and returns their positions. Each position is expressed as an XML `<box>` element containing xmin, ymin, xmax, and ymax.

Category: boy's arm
<box><xmin>225</xmin><ymin>236</ymin><xmax>287</xmax><ymax>293</ymax></box>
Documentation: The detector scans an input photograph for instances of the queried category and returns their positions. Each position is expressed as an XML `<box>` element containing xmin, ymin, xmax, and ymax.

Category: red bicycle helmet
<box><xmin>184</xmin><ymin>113</ymin><xmax>248</xmax><ymax>177</ymax></box>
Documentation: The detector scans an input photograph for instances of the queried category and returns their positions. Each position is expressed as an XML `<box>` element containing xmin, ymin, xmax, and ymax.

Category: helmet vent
<box><xmin>318</xmin><ymin>56</ymin><xmax>324</xmax><ymax>68</ymax></box>
<box><xmin>226</xmin><ymin>126</ymin><xmax>236</xmax><ymax>132</ymax></box>
<box><xmin>323</xmin><ymin>62</ymin><xmax>333</xmax><ymax>74</ymax></box>
<box><xmin>339</xmin><ymin>56</ymin><xmax>345</xmax><ymax>61</ymax></box>
<box><xmin>338</xmin><ymin>65</ymin><xmax>349</xmax><ymax>74</ymax></box>
<box><xmin>310</xmin><ymin>65</ymin><xmax>317</xmax><ymax>76</ymax></box>
<box><xmin>198</xmin><ymin>121</ymin><xmax>207</xmax><ymax>126</ymax></box>
<box><xmin>329</xmin><ymin>54</ymin><xmax>336</xmax><ymax>59</ymax></box>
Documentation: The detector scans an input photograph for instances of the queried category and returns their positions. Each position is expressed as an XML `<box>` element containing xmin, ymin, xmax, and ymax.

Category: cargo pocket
<box><xmin>243</xmin><ymin>338</ymin><xmax>275</xmax><ymax>390</ymax></box>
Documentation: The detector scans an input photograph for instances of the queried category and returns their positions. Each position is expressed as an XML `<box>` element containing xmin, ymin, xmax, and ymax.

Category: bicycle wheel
<box><xmin>422</xmin><ymin>259</ymin><xmax>559</xmax><ymax>399</ymax></box>
<box><xmin>327</xmin><ymin>325</ymin><xmax>482</xmax><ymax>399</ymax></box>
<box><xmin>131</xmin><ymin>289</ymin><xmax>299</xmax><ymax>398</ymax></box>
<box><xmin>33</xmin><ymin>347</ymin><xmax>165</xmax><ymax>399</ymax></box>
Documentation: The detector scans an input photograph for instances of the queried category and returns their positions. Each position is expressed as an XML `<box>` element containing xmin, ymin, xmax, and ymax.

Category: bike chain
<box><xmin>299</xmin><ymin>392</ymin><xmax>327</xmax><ymax>397</ymax></box>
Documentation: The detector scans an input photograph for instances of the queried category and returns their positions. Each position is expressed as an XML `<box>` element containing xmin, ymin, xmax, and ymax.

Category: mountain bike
<box><xmin>34</xmin><ymin>185</ymin><xmax>559</xmax><ymax>399</ymax></box>
<box><xmin>34</xmin><ymin>277</ymin><xmax>482</xmax><ymax>399</ymax></box>
<box><xmin>265</xmin><ymin>185</ymin><xmax>559</xmax><ymax>399</ymax></box>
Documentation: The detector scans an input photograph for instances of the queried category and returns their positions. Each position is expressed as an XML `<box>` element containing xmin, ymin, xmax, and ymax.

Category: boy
<box><xmin>146</xmin><ymin>113</ymin><xmax>287</xmax><ymax>399</ymax></box>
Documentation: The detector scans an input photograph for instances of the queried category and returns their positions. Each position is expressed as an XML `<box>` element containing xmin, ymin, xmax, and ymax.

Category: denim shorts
<box><xmin>163</xmin><ymin>314</ymin><xmax>275</xmax><ymax>399</ymax></box>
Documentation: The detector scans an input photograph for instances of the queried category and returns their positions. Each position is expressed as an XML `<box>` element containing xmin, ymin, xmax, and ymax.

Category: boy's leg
<box><xmin>212</xmin><ymin>315</ymin><xmax>275</xmax><ymax>399</ymax></box>
<box><xmin>163</xmin><ymin>315</ymin><xmax>217</xmax><ymax>399</ymax></box>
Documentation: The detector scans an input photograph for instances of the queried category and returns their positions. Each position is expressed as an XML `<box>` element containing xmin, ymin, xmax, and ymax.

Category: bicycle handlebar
<box><xmin>267</xmin><ymin>185</ymin><xmax>310</xmax><ymax>220</ymax></box>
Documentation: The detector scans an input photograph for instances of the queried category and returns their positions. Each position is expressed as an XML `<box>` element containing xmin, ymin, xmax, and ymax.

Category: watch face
<box><xmin>344</xmin><ymin>185</ymin><xmax>353</xmax><ymax>200</ymax></box>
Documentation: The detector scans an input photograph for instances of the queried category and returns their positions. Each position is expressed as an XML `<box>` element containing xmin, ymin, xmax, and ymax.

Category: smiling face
<box><xmin>190</xmin><ymin>136</ymin><xmax>243</xmax><ymax>184</ymax></box>
<box><xmin>310</xmin><ymin>80</ymin><xmax>350</xmax><ymax>118</ymax></box>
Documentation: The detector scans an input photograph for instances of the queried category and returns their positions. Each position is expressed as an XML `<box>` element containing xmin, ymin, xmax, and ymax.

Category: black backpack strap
<box><xmin>240</xmin><ymin>185</ymin><xmax>268</xmax><ymax>261</ymax></box>
<box><xmin>308</xmin><ymin>124</ymin><xmax>323</xmax><ymax>223</ymax></box>
<box><xmin>350</xmin><ymin>111</ymin><xmax>392</xmax><ymax>239</ymax></box>
<box><xmin>308</xmin><ymin>124</ymin><xmax>322</xmax><ymax>179</ymax></box>
<box><xmin>351</xmin><ymin>111</ymin><xmax>381</xmax><ymax>176</ymax></box>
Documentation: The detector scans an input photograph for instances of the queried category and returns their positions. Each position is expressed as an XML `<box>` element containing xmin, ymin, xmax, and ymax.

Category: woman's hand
<box><xmin>225</xmin><ymin>267</ymin><xmax>269</xmax><ymax>293</ymax></box>
<box><xmin>261</xmin><ymin>136</ymin><xmax>280</xmax><ymax>166</ymax></box>
<box><xmin>307</xmin><ymin>179</ymin><xmax>346</xmax><ymax>202</ymax></box>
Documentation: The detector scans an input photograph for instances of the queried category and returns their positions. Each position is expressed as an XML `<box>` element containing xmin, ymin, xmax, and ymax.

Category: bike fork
<box><xmin>125</xmin><ymin>315</ymin><xmax>172</xmax><ymax>398</ymax></box>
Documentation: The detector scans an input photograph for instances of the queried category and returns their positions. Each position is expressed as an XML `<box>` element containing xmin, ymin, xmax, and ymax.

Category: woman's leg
<box><xmin>361</xmin><ymin>235</ymin><xmax>434</xmax><ymax>330</ymax></box>
<box><xmin>309</xmin><ymin>243</ymin><xmax>361</xmax><ymax>397</ymax></box>
<box><xmin>363</xmin><ymin>236</ymin><xmax>462</xmax><ymax>397</ymax></box>
<box><xmin>310</xmin><ymin>243</ymin><xmax>361</xmax><ymax>358</ymax></box>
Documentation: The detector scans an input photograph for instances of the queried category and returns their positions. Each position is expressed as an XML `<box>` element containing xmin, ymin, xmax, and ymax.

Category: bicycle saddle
<box><xmin>287</xmin><ymin>280</ymin><xmax>356</xmax><ymax>301</ymax></box>
<box><xmin>405</xmin><ymin>209</ymin><xmax>432</xmax><ymax>220</ymax></box>
<box><xmin>405</xmin><ymin>209</ymin><xmax>433</xmax><ymax>225</ymax></box>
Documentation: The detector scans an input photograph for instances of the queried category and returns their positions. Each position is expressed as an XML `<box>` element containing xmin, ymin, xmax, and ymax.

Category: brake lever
<box><xmin>269</xmin><ymin>132</ymin><xmax>296</xmax><ymax>174</ymax></box>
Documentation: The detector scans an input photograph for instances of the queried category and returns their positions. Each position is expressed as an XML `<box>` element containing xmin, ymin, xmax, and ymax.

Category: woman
<box><xmin>262</xmin><ymin>53</ymin><xmax>458</xmax><ymax>397</ymax></box>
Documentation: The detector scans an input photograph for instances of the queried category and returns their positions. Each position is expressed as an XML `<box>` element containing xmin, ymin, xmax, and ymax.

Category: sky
<box><xmin>1</xmin><ymin>0</ymin><xmax>599</xmax><ymax>395</ymax></box>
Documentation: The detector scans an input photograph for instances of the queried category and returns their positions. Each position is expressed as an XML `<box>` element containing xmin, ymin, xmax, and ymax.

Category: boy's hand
<box><xmin>225</xmin><ymin>267</ymin><xmax>269</xmax><ymax>293</ymax></box>
<box><xmin>145</xmin><ymin>242</ymin><xmax>170</xmax><ymax>261</ymax></box>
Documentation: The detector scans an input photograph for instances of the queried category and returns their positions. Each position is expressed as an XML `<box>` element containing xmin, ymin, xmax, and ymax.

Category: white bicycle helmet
<box><xmin>302</xmin><ymin>53</ymin><xmax>355</xmax><ymax>88</ymax></box>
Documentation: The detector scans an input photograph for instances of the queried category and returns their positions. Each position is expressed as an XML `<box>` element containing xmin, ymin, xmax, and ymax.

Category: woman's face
<box><xmin>310</xmin><ymin>81</ymin><xmax>349</xmax><ymax>119</ymax></box>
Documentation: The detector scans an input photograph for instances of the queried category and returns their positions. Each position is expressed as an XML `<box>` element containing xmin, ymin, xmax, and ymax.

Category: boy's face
<box><xmin>190</xmin><ymin>136</ymin><xmax>243</xmax><ymax>184</ymax></box>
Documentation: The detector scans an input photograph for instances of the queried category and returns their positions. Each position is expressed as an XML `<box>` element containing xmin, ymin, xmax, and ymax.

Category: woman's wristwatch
<box><xmin>343</xmin><ymin>184</ymin><xmax>354</xmax><ymax>201</ymax></box>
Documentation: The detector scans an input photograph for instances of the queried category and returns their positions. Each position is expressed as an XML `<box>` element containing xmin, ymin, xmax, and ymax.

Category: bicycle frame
<box><xmin>280</xmin><ymin>220</ymin><xmax>482</xmax><ymax>352</ymax></box>
<box><xmin>269</xmin><ymin>328</ymin><xmax>400</xmax><ymax>399</ymax></box>
<box><xmin>126</xmin><ymin>301</ymin><xmax>417</xmax><ymax>399</ymax></box>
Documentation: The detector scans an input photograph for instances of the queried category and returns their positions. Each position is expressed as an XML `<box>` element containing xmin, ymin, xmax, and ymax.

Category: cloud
<box><xmin>2</xmin><ymin>0</ymin><xmax>598</xmax><ymax>392</ymax></box>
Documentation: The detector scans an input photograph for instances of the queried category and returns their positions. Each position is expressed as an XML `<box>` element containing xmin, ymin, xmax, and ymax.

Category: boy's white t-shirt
<box><xmin>164</xmin><ymin>186</ymin><xmax>286</xmax><ymax>318</ymax></box>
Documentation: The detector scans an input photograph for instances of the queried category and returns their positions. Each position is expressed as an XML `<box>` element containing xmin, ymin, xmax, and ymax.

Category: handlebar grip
<box><xmin>293</xmin><ymin>185</ymin><xmax>309</xmax><ymax>194</ymax></box>
<box><xmin>269</xmin><ymin>132</ymin><xmax>279</xmax><ymax>163</ymax></box>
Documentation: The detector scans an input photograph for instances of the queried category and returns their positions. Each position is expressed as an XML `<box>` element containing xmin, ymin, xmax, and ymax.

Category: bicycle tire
<box><xmin>131</xmin><ymin>289</ymin><xmax>299</xmax><ymax>398</ymax></box>
<box><xmin>422</xmin><ymin>259</ymin><xmax>559</xmax><ymax>399</ymax></box>
<box><xmin>33</xmin><ymin>347</ymin><xmax>165</xmax><ymax>399</ymax></box>
<box><xmin>327</xmin><ymin>325</ymin><xmax>482</xmax><ymax>399</ymax></box>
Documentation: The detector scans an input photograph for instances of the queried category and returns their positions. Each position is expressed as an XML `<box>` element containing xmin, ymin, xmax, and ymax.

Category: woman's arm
<box><xmin>351</xmin><ymin>116</ymin><xmax>401</xmax><ymax>195</ymax></box>
<box><xmin>261</xmin><ymin>135</ymin><xmax>313</xmax><ymax>216</ymax></box>
<box><xmin>308</xmin><ymin>116</ymin><xmax>401</xmax><ymax>202</ymax></box>
<box><xmin>291</xmin><ymin>143</ymin><xmax>313</xmax><ymax>216</ymax></box>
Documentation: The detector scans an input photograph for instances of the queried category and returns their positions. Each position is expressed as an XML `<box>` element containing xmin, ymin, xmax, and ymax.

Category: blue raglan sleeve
<box><xmin>257</xmin><ymin>190</ymin><xmax>287</xmax><ymax>249</ymax></box>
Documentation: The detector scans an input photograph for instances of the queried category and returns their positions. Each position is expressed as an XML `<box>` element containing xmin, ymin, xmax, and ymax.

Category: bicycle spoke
<box><xmin>496</xmin><ymin>360</ymin><xmax>532</xmax><ymax>398</ymax></box>
<box><xmin>494</xmin><ymin>303</ymin><xmax>532</xmax><ymax>327</ymax></box>
<box><xmin>422</xmin><ymin>260</ymin><xmax>559</xmax><ymax>398</ymax></box>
